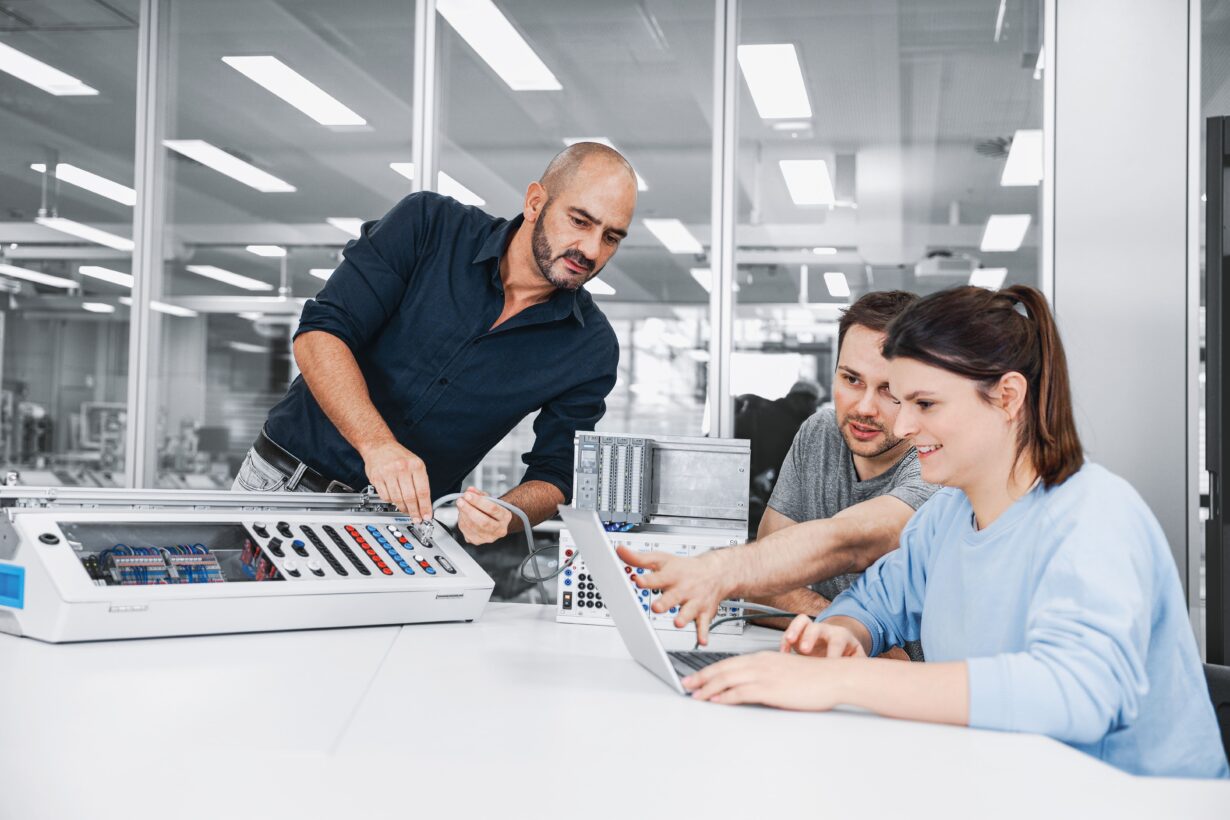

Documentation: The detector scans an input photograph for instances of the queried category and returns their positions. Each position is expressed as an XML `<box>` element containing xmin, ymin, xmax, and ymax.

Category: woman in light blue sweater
<box><xmin>683</xmin><ymin>285</ymin><xmax>1228</xmax><ymax>779</ymax></box>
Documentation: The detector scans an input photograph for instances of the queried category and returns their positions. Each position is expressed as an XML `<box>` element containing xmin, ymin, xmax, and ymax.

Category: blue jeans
<box><xmin>231</xmin><ymin>447</ymin><xmax>315</xmax><ymax>493</ymax></box>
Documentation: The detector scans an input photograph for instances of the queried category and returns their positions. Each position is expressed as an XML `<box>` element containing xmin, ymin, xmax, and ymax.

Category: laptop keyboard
<box><xmin>667</xmin><ymin>650</ymin><xmax>738</xmax><ymax>677</ymax></box>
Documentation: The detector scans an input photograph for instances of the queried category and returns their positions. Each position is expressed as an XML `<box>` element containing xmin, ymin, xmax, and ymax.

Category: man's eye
<box><xmin>917</xmin><ymin>401</ymin><xmax>933</xmax><ymax>410</ymax></box>
<box><xmin>604</xmin><ymin>233</ymin><xmax>619</xmax><ymax>245</ymax></box>
<box><xmin>571</xmin><ymin>216</ymin><xmax>587</xmax><ymax>228</ymax></box>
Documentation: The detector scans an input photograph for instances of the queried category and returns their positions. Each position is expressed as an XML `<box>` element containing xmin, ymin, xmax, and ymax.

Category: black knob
<box><xmin>276</xmin><ymin>521</ymin><xmax>294</xmax><ymax>538</ymax></box>
<box><xmin>252</xmin><ymin>522</ymin><xmax>269</xmax><ymax>539</ymax></box>
<box><xmin>266</xmin><ymin>537</ymin><xmax>285</xmax><ymax>558</ymax></box>
<box><xmin>38</xmin><ymin>532</ymin><xmax>59</xmax><ymax>545</ymax></box>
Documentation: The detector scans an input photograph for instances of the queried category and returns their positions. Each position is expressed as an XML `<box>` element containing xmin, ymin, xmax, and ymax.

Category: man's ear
<box><xmin>994</xmin><ymin>372</ymin><xmax>1029</xmax><ymax>422</ymax></box>
<box><xmin>524</xmin><ymin>181</ymin><xmax>548</xmax><ymax>223</ymax></box>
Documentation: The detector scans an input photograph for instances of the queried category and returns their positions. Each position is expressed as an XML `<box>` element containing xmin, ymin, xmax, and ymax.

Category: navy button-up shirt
<box><xmin>264</xmin><ymin>192</ymin><xmax>619</xmax><ymax>501</ymax></box>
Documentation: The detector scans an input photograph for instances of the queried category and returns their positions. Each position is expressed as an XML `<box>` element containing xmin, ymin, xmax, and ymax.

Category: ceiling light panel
<box><xmin>980</xmin><ymin>215</ymin><xmax>1032</xmax><ymax>252</ymax></box>
<box><xmin>389</xmin><ymin>162</ymin><xmax>416</xmax><ymax>181</ymax></box>
<box><xmin>437</xmin><ymin>0</ymin><xmax>562</xmax><ymax>91</ymax></box>
<box><xmin>1001</xmin><ymin>129</ymin><xmax>1043</xmax><ymax>186</ymax></box>
<box><xmin>78</xmin><ymin>266</ymin><xmax>134</xmax><ymax>288</ymax></box>
<box><xmin>0</xmin><ymin>41</ymin><xmax>97</xmax><ymax>96</ymax></box>
<box><xmin>779</xmin><ymin>160</ymin><xmax>835</xmax><ymax>206</ymax></box>
<box><xmin>221</xmin><ymin>56</ymin><xmax>366</xmax><ymax>127</ymax></box>
<box><xmin>185</xmin><ymin>265</ymin><xmax>274</xmax><ymax>292</ymax></box>
<box><xmin>82</xmin><ymin>302</ymin><xmax>116</xmax><ymax>314</ymax></box>
<box><xmin>970</xmin><ymin>268</ymin><xmax>1008</xmax><ymax>289</ymax></box>
<box><xmin>0</xmin><ymin>263</ymin><xmax>77</xmax><ymax>289</ymax></box>
<box><xmin>30</xmin><ymin>163</ymin><xmax>136</xmax><ymax>206</ymax></box>
<box><xmin>438</xmin><ymin>171</ymin><xmax>485</xmax><ymax>206</ymax></box>
<box><xmin>736</xmin><ymin>44</ymin><xmax>811</xmax><ymax>119</ymax></box>
<box><xmin>643</xmin><ymin>219</ymin><xmax>703</xmax><ymax>254</ymax></box>
<box><xmin>823</xmin><ymin>271</ymin><xmax>850</xmax><ymax>298</ymax></box>
<box><xmin>246</xmin><ymin>245</ymin><xmax>286</xmax><ymax>258</ymax></box>
<box><xmin>326</xmin><ymin>218</ymin><xmax>364</xmax><ymax>238</ymax></box>
<box><xmin>586</xmin><ymin>279</ymin><xmax>615</xmax><ymax>296</ymax></box>
<box><xmin>34</xmin><ymin>217</ymin><xmax>134</xmax><ymax>251</ymax></box>
<box><xmin>163</xmin><ymin>140</ymin><xmax>295</xmax><ymax>193</ymax></box>
<box><xmin>690</xmin><ymin>267</ymin><xmax>712</xmax><ymax>292</ymax></box>
<box><xmin>309</xmin><ymin>268</ymin><xmax>334</xmax><ymax>281</ymax></box>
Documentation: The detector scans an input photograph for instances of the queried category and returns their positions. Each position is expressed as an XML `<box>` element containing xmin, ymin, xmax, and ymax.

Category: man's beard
<box><xmin>840</xmin><ymin>413</ymin><xmax>906</xmax><ymax>459</ymax></box>
<box><xmin>532</xmin><ymin>210</ymin><xmax>595</xmax><ymax>291</ymax></box>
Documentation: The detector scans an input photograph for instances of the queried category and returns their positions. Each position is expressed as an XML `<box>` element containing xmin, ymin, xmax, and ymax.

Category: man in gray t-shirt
<box><xmin>768</xmin><ymin>406</ymin><xmax>934</xmax><ymax>603</ymax></box>
<box><xmin>620</xmin><ymin>291</ymin><xmax>939</xmax><ymax>655</ymax></box>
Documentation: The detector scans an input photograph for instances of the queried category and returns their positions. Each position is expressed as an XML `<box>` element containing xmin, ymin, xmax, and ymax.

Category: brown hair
<box><xmin>882</xmin><ymin>285</ymin><xmax>1084</xmax><ymax>488</ymax></box>
<box><xmin>837</xmin><ymin>290</ymin><xmax>919</xmax><ymax>355</ymax></box>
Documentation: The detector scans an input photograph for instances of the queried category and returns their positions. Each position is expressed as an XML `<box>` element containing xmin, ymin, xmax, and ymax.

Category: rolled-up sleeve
<box><xmin>296</xmin><ymin>193</ymin><xmax>434</xmax><ymax>351</ymax></box>
<box><xmin>520</xmin><ymin>333</ymin><xmax>618</xmax><ymax>501</ymax></box>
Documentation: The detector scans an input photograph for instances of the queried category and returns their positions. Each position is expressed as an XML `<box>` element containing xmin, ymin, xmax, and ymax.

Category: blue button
<box><xmin>640</xmin><ymin>589</ymin><xmax>649</xmax><ymax>597</ymax></box>
<box><xmin>642</xmin><ymin>604</ymin><xmax>649</xmax><ymax>611</ymax></box>
<box><xmin>425</xmin><ymin>567</ymin><xmax>436</xmax><ymax>575</ymax></box>
<box><xmin>564</xmin><ymin>569</ymin><xmax>572</xmax><ymax>577</ymax></box>
<box><xmin>564</xmin><ymin>579</ymin><xmax>572</xmax><ymax>586</ymax></box>
<box><xmin>636</xmin><ymin>568</ymin><xmax>644</xmax><ymax>575</ymax></box>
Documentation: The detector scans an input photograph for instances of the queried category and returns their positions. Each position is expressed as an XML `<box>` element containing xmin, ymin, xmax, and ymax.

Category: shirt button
<box><xmin>438</xmin><ymin>377</ymin><xmax>448</xmax><ymax>385</ymax></box>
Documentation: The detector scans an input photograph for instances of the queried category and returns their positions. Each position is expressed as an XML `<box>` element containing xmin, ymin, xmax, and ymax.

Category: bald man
<box><xmin>237</xmin><ymin>143</ymin><xmax>638</xmax><ymax>545</ymax></box>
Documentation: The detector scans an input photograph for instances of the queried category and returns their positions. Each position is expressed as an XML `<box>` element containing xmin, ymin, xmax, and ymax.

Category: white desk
<box><xmin>0</xmin><ymin>603</ymin><xmax>1225</xmax><ymax>819</ymax></box>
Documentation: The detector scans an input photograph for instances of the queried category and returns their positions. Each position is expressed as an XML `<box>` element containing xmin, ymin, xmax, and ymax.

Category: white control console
<box><xmin>0</xmin><ymin>488</ymin><xmax>494</xmax><ymax>643</ymax></box>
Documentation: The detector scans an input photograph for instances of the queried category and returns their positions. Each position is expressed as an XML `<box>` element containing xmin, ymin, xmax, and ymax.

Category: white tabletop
<box><xmin>0</xmin><ymin>603</ymin><xmax>1225</xmax><ymax>819</ymax></box>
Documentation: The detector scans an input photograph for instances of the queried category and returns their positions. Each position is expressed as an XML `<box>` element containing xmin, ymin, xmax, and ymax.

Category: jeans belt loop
<box><xmin>285</xmin><ymin>462</ymin><xmax>308</xmax><ymax>491</ymax></box>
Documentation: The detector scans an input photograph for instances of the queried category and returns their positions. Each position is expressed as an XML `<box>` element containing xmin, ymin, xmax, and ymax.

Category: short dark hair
<box><xmin>882</xmin><ymin>285</ymin><xmax>1084</xmax><ymax>489</ymax></box>
<box><xmin>837</xmin><ymin>290</ymin><xmax>919</xmax><ymax>355</ymax></box>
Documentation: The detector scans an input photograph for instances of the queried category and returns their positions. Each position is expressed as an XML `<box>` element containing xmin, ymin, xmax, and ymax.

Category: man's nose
<box><xmin>855</xmin><ymin>388</ymin><xmax>879</xmax><ymax>417</ymax></box>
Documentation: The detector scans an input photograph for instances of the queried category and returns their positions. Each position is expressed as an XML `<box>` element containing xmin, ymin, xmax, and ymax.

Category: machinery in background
<box><xmin>558</xmin><ymin>433</ymin><xmax>750</xmax><ymax>635</ymax></box>
<box><xmin>0</xmin><ymin>487</ymin><xmax>494</xmax><ymax>642</ymax></box>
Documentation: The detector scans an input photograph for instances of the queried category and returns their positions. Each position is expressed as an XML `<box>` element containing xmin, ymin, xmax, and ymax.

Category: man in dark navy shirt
<box><xmin>237</xmin><ymin>143</ymin><xmax>637</xmax><ymax>545</ymax></box>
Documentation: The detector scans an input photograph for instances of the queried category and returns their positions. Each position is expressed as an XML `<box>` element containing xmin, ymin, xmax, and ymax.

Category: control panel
<box><xmin>0</xmin><ymin>488</ymin><xmax>494</xmax><ymax>643</ymax></box>
<box><xmin>556</xmin><ymin>528</ymin><xmax>744</xmax><ymax>634</ymax></box>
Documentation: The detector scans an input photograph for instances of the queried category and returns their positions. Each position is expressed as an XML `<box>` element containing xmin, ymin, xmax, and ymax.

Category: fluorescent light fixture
<box><xmin>0</xmin><ymin>263</ymin><xmax>77</xmax><ymax>289</ymax></box>
<box><xmin>30</xmin><ymin>163</ymin><xmax>136</xmax><ymax>206</ymax></box>
<box><xmin>811</xmin><ymin>246</ymin><xmax>837</xmax><ymax>255</ymax></box>
<box><xmin>163</xmin><ymin>140</ymin><xmax>296</xmax><ymax>193</ymax></box>
<box><xmin>436</xmin><ymin>0</ymin><xmax>561</xmax><ymax>91</ymax></box>
<box><xmin>823</xmin><ymin>271</ymin><xmax>850</xmax><ymax>298</ymax></box>
<box><xmin>221</xmin><ymin>56</ymin><xmax>366</xmax><ymax>127</ymax></box>
<box><xmin>980</xmin><ymin>214</ymin><xmax>1032</xmax><ymax>252</ymax></box>
<box><xmin>78</xmin><ymin>265</ymin><xmax>134</xmax><ymax>288</ymax></box>
<box><xmin>34</xmin><ymin>217</ymin><xmax>134</xmax><ymax>251</ymax></box>
<box><xmin>0</xmin><ymin>41</ymin><xmax>97</xmax><ymax>96</ymax></box>
<box><xmin>586</xmin><ymin>279</ymin><xmax>615</xmax><ymax>296</ymax></box>
<box><xmin>82</xmin><ymin>302</ymin><xmax>115</xmax><ymax>314</ymax></box>
<box><xmin>643</xmin><ymin>218</ymin><xmax>703</xmax><ymax>254</ymax></box>
<box><xmin>562</xmin><ymin>138</ymin><xmax>648</xmax><ymax>191</ymax></box>
<box><xmin>238</xmin><ymin>312</ymin><xmax>263</xmax><ymax>321</ymax></box>
<box><xmin>245</xmin><ymin>245</ymin><xmax>286</xmax><ymax>258</ymax></box>
<box><xmin>389</xmin><ymin>162</ymin><xmax>416</xmax><ymax>181</ymax></box>
<box><xmin>119</xmin><ymin>296</ymin><xmax>198</xmax><ymax>317</ymax></box>
<box><xmin>326</xmin><ymin>218</ymin><xmax>364</xmax><ymax>238</ymax></box>
<box><xmin>770</xmin><ymin>121</ymin><xmax>811</xmax><ymax>132</ymax></box>
<box><xmin>736</xmin><ymin>44</ymin><xmax>811</xmax><ymax>119</ymax></box>
<box><xmin>185</xmin><ymin>265</ymin><xmax>274</xmax><ymax>292</ymax></box>
<box><xmin>970</xmin><ymin>268</ymin><xmax>1008</xmax><ymax>290</ymax></box>
<box><xmin>309</xmin><ymin>268</ymin><xmax>334</xmax><ymax>281</ymax></box>
<box><xmin>438</xmin><ymin>171</ymin><xmax>485</xmax><ymax>206</ymax></box>
<box><xmin>228</xmin><ymin>341</ymin><xmax>271</xmax><ymax>354</ymax></box>
<box><xmin>1001</xmin><ymin>129</ymin><xmax>1043</xmax><ymax>187</ymax></box>
<box><xmin>690</xmin><ymin>267</ymin><xmax>712</xmax><ymax>292</ymax></box>
<box><xmin>1033</xmin><ymin>47</ymin><xmax>1045</xmax><ymax>81</ymax></box>
<box><xmin>779</xmin><ymin>160</ymin><xmax>835</xmax><ymax>206</ymax></box>
<box><xmin>994</xmin><ymin>0</ymin><xmax>1007</xmax><ymax>42</ymax></box>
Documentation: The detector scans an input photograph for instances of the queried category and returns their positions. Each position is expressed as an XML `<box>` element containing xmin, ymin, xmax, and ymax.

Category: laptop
<box><xmin>558</xmin><ymin>505</ymin><xmax>744</xmax><ymax>695</ymax></box>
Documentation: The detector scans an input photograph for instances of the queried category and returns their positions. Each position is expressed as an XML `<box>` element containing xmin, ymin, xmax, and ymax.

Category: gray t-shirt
<box><xmin>767</xmin><ymin>407</ymin><xmax>938</xmax><ymax>657</ymax></box>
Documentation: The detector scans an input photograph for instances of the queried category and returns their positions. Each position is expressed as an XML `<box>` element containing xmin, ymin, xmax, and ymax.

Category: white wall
<box><xmin>1053</xmin><ymin>0</ymin><xmax>1192</xmax><ymax>580</ymax></box>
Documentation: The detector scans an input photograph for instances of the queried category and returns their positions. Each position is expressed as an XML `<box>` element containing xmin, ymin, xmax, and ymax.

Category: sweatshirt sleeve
<box><xmin>816</xmin><ymin>494</ymin><xmax>941</xmax><ymax>656</ymax></box>
<box><xmin>965</xmin><ymin>484</ymin><xmax>1155</xmax><ymax>744</ymax></box>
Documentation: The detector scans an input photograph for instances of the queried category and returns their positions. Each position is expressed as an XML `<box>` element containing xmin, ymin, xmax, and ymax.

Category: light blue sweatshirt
<box><xmin>820</xmin><ymin>463</ymin><xmax>1228</xmax><ymax>779</ymax></box>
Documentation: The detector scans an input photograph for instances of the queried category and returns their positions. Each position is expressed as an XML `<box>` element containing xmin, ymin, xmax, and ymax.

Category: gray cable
<box><xmin>431</xmin><ymin>493</ymin><xmax>547</xmax><ymax>602</ymax></box>
<box><xmin>695</xmin><ymin>602</ymin><xmax>809</xmax><ymax>650</ymax></box>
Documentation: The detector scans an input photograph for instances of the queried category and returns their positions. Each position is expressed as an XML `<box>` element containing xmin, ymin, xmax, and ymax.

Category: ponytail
<box><xmin>883</xmin><ymin>285</ymin><xmax>1084</xmax><ymax>488</ymax></box>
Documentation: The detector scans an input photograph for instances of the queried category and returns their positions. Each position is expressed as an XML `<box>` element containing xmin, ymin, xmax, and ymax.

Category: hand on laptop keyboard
<box><xmin>678</xmin><ymin>650</ymin><xmax>849</xmax><ymax>711</ymax></box>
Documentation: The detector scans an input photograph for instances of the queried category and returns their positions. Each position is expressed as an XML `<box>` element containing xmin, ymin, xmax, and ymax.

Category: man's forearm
<box><xmin>293</xmin><ymin>331</ymin><xmax>395</xmax><ymax>456</ymax></box>
<box><xmin>500</xmin><ymin>481</ymin><xmax>565</xmax><ymax>530</ymax></box>
<box><xmin>724</xmin><ymin>516</ymin><xmax>876</xmax><ymax>599</ymax></box>
<box><xmin>747</xmin><ymin>587</ymin><xmax>830</xmax><ymax>630</ymax></box>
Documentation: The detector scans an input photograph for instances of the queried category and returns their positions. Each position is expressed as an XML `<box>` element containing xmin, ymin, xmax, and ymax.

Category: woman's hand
<box><xmin>682</xmin><ymin>651</ymin><xmax>849</xmax><ymax>710</ymax></box>
<box><xmin>779</xmin><ymin>615</ymin><xmax>867</xmax><ymax>658</ymax></box>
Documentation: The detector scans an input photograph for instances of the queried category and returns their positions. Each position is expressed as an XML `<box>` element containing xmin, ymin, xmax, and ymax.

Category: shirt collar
<box><xmin>474</xmin><ymin>213</ymin><xmax>586</xmax><ymax>327</ymax></box>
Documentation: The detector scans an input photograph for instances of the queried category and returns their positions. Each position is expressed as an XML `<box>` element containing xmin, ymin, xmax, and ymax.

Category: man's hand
<box><xmin>617</xmin><ymin>547</ymin><xmax>736</xmax><ymax>646</ymax></box>
<box><xmin>456</xmin><ymin>487</ymin><xmax>513</xmax><ymax>545</ymax></box>
<box><xmin>362</xmin><ymin>440</ymin><xmax>433</xmax><ymax>522</ymax></box>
